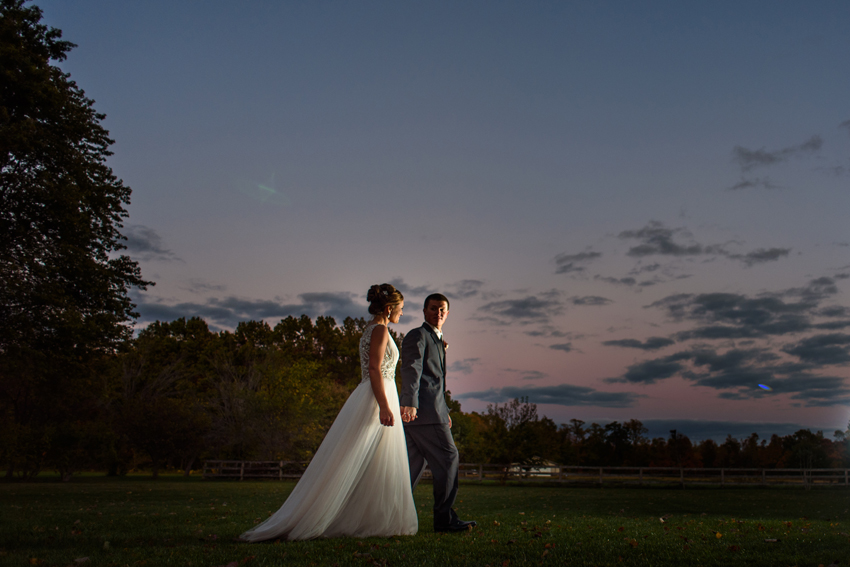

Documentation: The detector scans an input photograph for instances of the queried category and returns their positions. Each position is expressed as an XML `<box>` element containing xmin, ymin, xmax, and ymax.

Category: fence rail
<box><xmin>203</xmin><ymin>460</ymin><xmax>849</xmax><ymax>487</ymax></box>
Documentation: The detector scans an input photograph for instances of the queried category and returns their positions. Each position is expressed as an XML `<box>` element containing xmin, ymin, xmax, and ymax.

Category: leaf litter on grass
<box><xmin>5</xmin><ymin>480</ymin><xmax>850</xmax><ymax>566</ymax></box>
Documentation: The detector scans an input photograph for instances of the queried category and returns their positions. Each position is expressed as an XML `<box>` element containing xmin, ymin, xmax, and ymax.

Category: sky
<box><xmin>39</xmin><ymin>0</ymin><xmax>850</xmax><ymax>441</ymax></box>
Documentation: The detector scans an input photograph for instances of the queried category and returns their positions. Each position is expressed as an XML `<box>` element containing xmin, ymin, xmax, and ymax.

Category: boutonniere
<box><xmin>442</xmin><ymin>339</ymin><xmax>449</xmax><ymax>350</ymax></box>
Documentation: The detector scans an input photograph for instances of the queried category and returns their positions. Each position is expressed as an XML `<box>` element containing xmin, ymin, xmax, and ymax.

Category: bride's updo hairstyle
<box><xmin>367</xmin><ymin>283</ymin><xmax>404</xmax><ymax>315</ymax></box>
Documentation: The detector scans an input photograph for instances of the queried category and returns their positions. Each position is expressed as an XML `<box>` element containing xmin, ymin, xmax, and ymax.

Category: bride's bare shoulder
<box><xmin>369</xmin><ymin>323</ymin><xmax>389</xmax><ymax>341</ymax></box>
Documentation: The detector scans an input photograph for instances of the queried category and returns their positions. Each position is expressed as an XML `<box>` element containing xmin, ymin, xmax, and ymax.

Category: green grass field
<box><xmin>1</xmin><ymin>475</ymin><xmax>847</xmax><ymax>566</ymax></box>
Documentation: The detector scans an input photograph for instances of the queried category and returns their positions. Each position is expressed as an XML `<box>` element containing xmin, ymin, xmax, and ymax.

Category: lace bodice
<box><xmin>359</xmin><ymin>323</ymin><xmax>399</xmax><ymax>383</ymax></box>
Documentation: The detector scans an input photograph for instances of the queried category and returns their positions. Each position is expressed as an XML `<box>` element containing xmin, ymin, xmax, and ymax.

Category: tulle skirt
<box><xmin>240</xmin><ymin>378</ymin><xmax>418</xmax><ymax>541</ymax></box>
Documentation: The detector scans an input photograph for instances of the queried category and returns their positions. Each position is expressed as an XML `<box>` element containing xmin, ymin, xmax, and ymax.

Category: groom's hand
<box><xmin>401</xmin><ymin>406</ymin><xmax>417</xmax><ymax>422</ymax></box>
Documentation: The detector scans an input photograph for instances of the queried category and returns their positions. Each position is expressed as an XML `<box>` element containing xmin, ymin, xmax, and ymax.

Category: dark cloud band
<box><xmin>456</xmin><ymin>384</ymin><xmax>643</xmax><ymax>408</ymax></box>
<box><xmin>123</xmin><ymin>225</ymin><xmax>180</xmax><ymax>262</ymax></box>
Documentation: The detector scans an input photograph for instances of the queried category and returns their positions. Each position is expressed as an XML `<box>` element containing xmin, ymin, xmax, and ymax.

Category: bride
<box><xmin>240</xmin><ymin>284</ymin><xmax>418</xmax><ymax>541</ymax></box>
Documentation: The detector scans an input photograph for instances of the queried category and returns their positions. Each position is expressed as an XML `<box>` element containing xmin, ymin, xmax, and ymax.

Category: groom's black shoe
<box><xmin>434</xmin><ymin>519</ymin><xmax>477</xmax><ymax>533</ymax></box>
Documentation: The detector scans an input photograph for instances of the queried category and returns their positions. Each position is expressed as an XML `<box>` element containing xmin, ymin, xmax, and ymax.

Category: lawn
<box><xmin>0</xmin><ymin>475</ymin><xmax>847</xmax><ymax>566</ymax></box>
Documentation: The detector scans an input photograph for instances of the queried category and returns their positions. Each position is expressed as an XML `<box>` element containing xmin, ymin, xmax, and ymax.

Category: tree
<box><xmin>833</xmin><ymin>422</ymin><xmax>850</xmax><ymax>467</ymax></box>
<box><xmin>110</xmin><ymin>318</ymin><xmax>214</xmax><ymax>477</ymax></box>
<box><xmin>623</xmin><ymin>419</ymin><xmax>650</xmax><ymax>466</ymax></box>
<box><xmin>786</xmin><ymin>429</ymin><xmax>830</xmax><ymax>469</ymax></box>
<box><xmin>717</xmin><ymin>434</ymin><xmax>742</xmax><ymax>467</ymax></box>
<box><xmin>603</xmin><ymin>421</ymin><xmax>630</xmax><ymax>466</ymax></box>
<box><xmin>697</xmin><ymin>439</ymin><xmax>719</xmax><ymax>468</ymax></box>
<box><xmin>0</xmin><ymin>0</ymin><xmax>150</xmax><ymax>477</ymax></box>
<box><xmin>739</xmin><ymin>433</ymin><xmax>761</xmax><ymax>468</ymax></box>
<box><xmin>482</xmin><ymin>397</ymin><xmax>546</xmax><ymax>480</ymax></box>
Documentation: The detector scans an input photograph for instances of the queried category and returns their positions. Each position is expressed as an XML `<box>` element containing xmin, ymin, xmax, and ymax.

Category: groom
<box><xmin>400</xmin><ymin>293</ymin><xmax>476</xmax><ymax>533</ymax></box>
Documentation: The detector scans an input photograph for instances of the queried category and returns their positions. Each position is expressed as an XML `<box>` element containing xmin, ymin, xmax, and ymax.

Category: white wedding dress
<box><xmin>240</xmin><ymin>323</ymin><xmax>418</xmax><ymax>541</ymax></box>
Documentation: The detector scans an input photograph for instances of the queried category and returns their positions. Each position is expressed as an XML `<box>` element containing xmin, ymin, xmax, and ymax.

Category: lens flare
<box><xmin>758</xmin><ymin>384</ymin><xmax>772</xmax><ymax>391</ymax></box>
<box><xmin>235</xmin><ymin>173</ymin><xmax>289</xmax><ymax>205</ymax></box>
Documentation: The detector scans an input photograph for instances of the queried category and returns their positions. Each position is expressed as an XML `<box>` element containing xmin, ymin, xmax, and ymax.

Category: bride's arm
<box><xmin>368</xmin><ymin>325</ymin><xmax>395</xmax><ymax>427</ymax></box>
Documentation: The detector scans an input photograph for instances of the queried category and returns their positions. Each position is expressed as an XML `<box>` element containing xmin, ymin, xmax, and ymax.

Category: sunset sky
<box><xmin>41</xmin><ymin>0</ymin><xmax>850</xmax><ymax>441</ymax></box>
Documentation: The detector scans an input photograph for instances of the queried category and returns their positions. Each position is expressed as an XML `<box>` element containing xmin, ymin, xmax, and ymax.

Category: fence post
<box><xmin>680</xmin><ymin>468</ymin><xmax>684</xmax><ymax>488</ymax></box>
<box><xmin>240</xmin><ymin>461</ymin><xmax>245</xmax><ymax>481</ymax></box>
<box><xmin>599</xmin><ymin>467</ymin><xmax>603</xmax><ymax>486</ymax></box>
<box><xmin>720</xmin><ymin>468</ymin><xmax>724</xmax><ymax>487</ymax></box>
<box><xmin>639</xmin><ymin>468</ymin><xmax>643</xmax><ymax>485</ymax></box>
<box><xmin>762</xmin><ymin>469</ymin><xmax>766</xmax><ymax>486</ymax></box>
<box><xmin>478</xmin><ymin>464</ymin><xmax>483</xmax><ymax>481</ymax></box>
<box><xmin>279</xmin><ymin>461</ymin><xmax>283</xmax><ymax>481</ymax></box>
<box><xmin>845</xmin><ymin>469</ymin><xmax>848</xmax><ymax>486</ymax></box>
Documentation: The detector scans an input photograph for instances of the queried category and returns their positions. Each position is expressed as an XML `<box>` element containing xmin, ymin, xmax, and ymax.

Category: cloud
<box><xmin>134</xmin><ymin>291</ymin><xmax>362</xmax><ymax>328</ymax></box>
<box><xmin>606</xmin><ymin>356</ymin><xmax>685</xmax><ymax>385</ymax></box>
<box><xmin>180</xmin><ymin>278</ymin><xmax>226</xmax><ymax>294</ymax></box>
<box><xmin>618</xmin><ymin>221</ymin><xmax>713</xmax><ymax>257</ymax></box>
<box><xmin>476</xmin><ymin>294</ymin><xmax>563</xmax><ymax>325</ymax></box>
<box><xmin>605</xmin><ymin>344</ymin><xmax>850</xmax><ymax>407</ymax></box>
<box><xmin>602</xmin><ymin>337</ymin><xmax>676</xmax><ymax>351</ymax></box>
<box><xmin>617</xmin><ymin>221</ymin><xmax>790</xmax><ymax>267</ymax></box>
<box><xmin>447</xmin><ymin>279</ymin><xmax>485</xmax><ymax>299</ymax></box>
<box><xmin>523</xmin><ymin>327</ymin><xmax>584</xmax><ymax>340</ymax></box>
<box><xmin>628</xmin><ymin>263</ymin><xmax>661</xmax><ymax>275</ymax></box>
<box><xmin>728</xmin><ymin>177</ymin><xmax>780</xmax><ymax>191</ymax></box>
<box><xmin>647</xmin><ymin>277</ymin><xmax>845</xmax><ymax>339</ymax></box>
<box><xmin>387</xmin><ymin>278</ymin><xmax>432</xmax><ymax>297</ymax></box>
<box><xmin>554</xmin><ymin>251</ymin><xmax>602</xmax><ymax>274</ymax></box>
<box><xmin>123</xmin><ymin>225</ymin><xmax>180</xmax><ymax>262</ymax></box>
<box><xmin>449</xmin><ymin>358</ymin><xmax>480</xmax><ymax>375</ymax></box>
<box><xmin>456</xmin><ymin>384</ymin><xmax>643</xmax><ymax>408</ymax></box>
<box><xmin>570</xmin><ymin>295</ymin><xmax>613</xmax><ymax>306</ymax></box>
<box><xmin>813</xmin><ymin>320</ymin><xmax>850</xmax><ymax>331</ymax></box>
<box><xmin>505</xmin><ymin>368</ymin><xmax>547</xmax><ymax>381</ymax></box>
<box><xmin>732</xmin><ymin>135</ymin><xmax>823</xmax><ymax>172</ymax></box>
<box><xmin>818</xmin><ymin>306</ymin><xmax>850</xmax><ymax>318</ymax></box>
<box><xmin>782</xmin><ymin>333</ymin><xmax>850</xmax><ymax>365</ymax></box>
<box><xmin>549</xmin><ymin>343</ymin><xmax>573</xmax><ymax>353</ymax></box>
<box><xmin>600</xmin><ymin>276</ymin><xmax>850</xmax><ymax>406</ymax></box>
<box><xmin>817</xmin><ymin>165</ymin><xmax>847</xmax><ymax>177</ymax></box>
<box><xmin>594</xmin><ymin>275</ymin><xmax>637</xmax><ymax>287</ymax></box>
<box><xmin>520</xmin><ymin>371</ymin><xmax>546</xmax><ymax>381</ymax></box>
<box><xmin>726</xmin><ymin>247</ymin><xmax>792</xmax><ymax>267</ymax></box>
<box><xmin>779</xmin><ymin>275</ymin><xmax>841</xmax><ymax>303</ymax></box>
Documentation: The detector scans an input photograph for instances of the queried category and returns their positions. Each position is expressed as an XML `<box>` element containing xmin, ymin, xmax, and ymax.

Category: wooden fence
<box><xmin>203</xmin><ymin>460</ymin><xmax>849</xmax><ymax>487</ymax></box>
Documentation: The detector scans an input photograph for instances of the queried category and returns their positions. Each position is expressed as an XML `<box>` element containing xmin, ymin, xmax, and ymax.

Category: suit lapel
<box><xmin>423</xmin><ymin>323</ymin><xmax>446</xmax><ymax>374</ymax></box>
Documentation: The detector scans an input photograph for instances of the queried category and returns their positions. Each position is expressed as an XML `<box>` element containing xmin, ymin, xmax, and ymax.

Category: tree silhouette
<box><xmin>1</xmin><ymin>0</ymin><xmax>150</xmax><ymax>478</ymax></box>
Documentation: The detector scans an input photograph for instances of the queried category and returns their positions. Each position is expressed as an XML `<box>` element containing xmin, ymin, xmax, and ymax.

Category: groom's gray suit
<box><xmin>399</xmin><ymin>323</ymin><xmax>460</xmax><ymax>530</ymax></box>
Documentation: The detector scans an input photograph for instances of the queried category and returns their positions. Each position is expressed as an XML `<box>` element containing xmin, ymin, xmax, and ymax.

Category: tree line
<box><xmin>2</xmin><ymin>314</ymin><xmax>848</xmax><ymax>480</ymax></box>
<box><xmin>451</xmin><ymin>397</ymin><xmax>850</xmax><ymax>472</ymax></box>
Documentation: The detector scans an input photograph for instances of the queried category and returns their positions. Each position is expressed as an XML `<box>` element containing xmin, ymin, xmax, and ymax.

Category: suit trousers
<box><xmin>404</xmin><ymin>423</ymin><xmax>459</xmax><ymax>529</ymax></box>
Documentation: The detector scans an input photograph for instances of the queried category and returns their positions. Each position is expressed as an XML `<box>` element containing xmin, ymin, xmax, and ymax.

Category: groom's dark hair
<box><xmin>424</xmin><ymin>293</ymin><xmax>450</xmax><ymax>310</ymax></box>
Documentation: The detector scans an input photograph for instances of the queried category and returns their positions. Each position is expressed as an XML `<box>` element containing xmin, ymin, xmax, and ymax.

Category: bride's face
<box><xmin>388</xmin><ymin>301</ymin><xmax>404</xmax><ymax>324</ymax></box>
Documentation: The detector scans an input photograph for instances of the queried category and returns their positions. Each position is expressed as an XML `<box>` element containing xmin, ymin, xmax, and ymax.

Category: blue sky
<box><xmin>40</xmin><ymin>0</ymin><xmax>850</xmax><ymax>440</ymax></box>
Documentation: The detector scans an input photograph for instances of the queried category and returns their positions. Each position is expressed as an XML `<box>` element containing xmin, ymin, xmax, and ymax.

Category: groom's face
<box><xmin>424</xmin><ymin>300</ymin><xmax>449</xmax><ymax>331</ymax></box>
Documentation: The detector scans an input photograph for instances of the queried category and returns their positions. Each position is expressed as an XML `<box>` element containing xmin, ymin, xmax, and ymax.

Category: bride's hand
<box><xmin>379</xmin><ymin>406</ymin><xmax>395</xmax><ymax>427</ymax></box>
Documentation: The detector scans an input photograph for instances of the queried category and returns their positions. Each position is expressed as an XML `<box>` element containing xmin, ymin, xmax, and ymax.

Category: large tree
<box><xmin>0</xmin><ymin>0</ymin><xmax>150</xmax><ymax>477</ymax></box>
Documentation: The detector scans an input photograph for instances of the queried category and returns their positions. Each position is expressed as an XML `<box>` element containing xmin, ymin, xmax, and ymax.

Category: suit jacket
<box><xmin>399</xmin><ymin>323</ymin><xmax>449</xmax><ymax>426</ymax></box>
